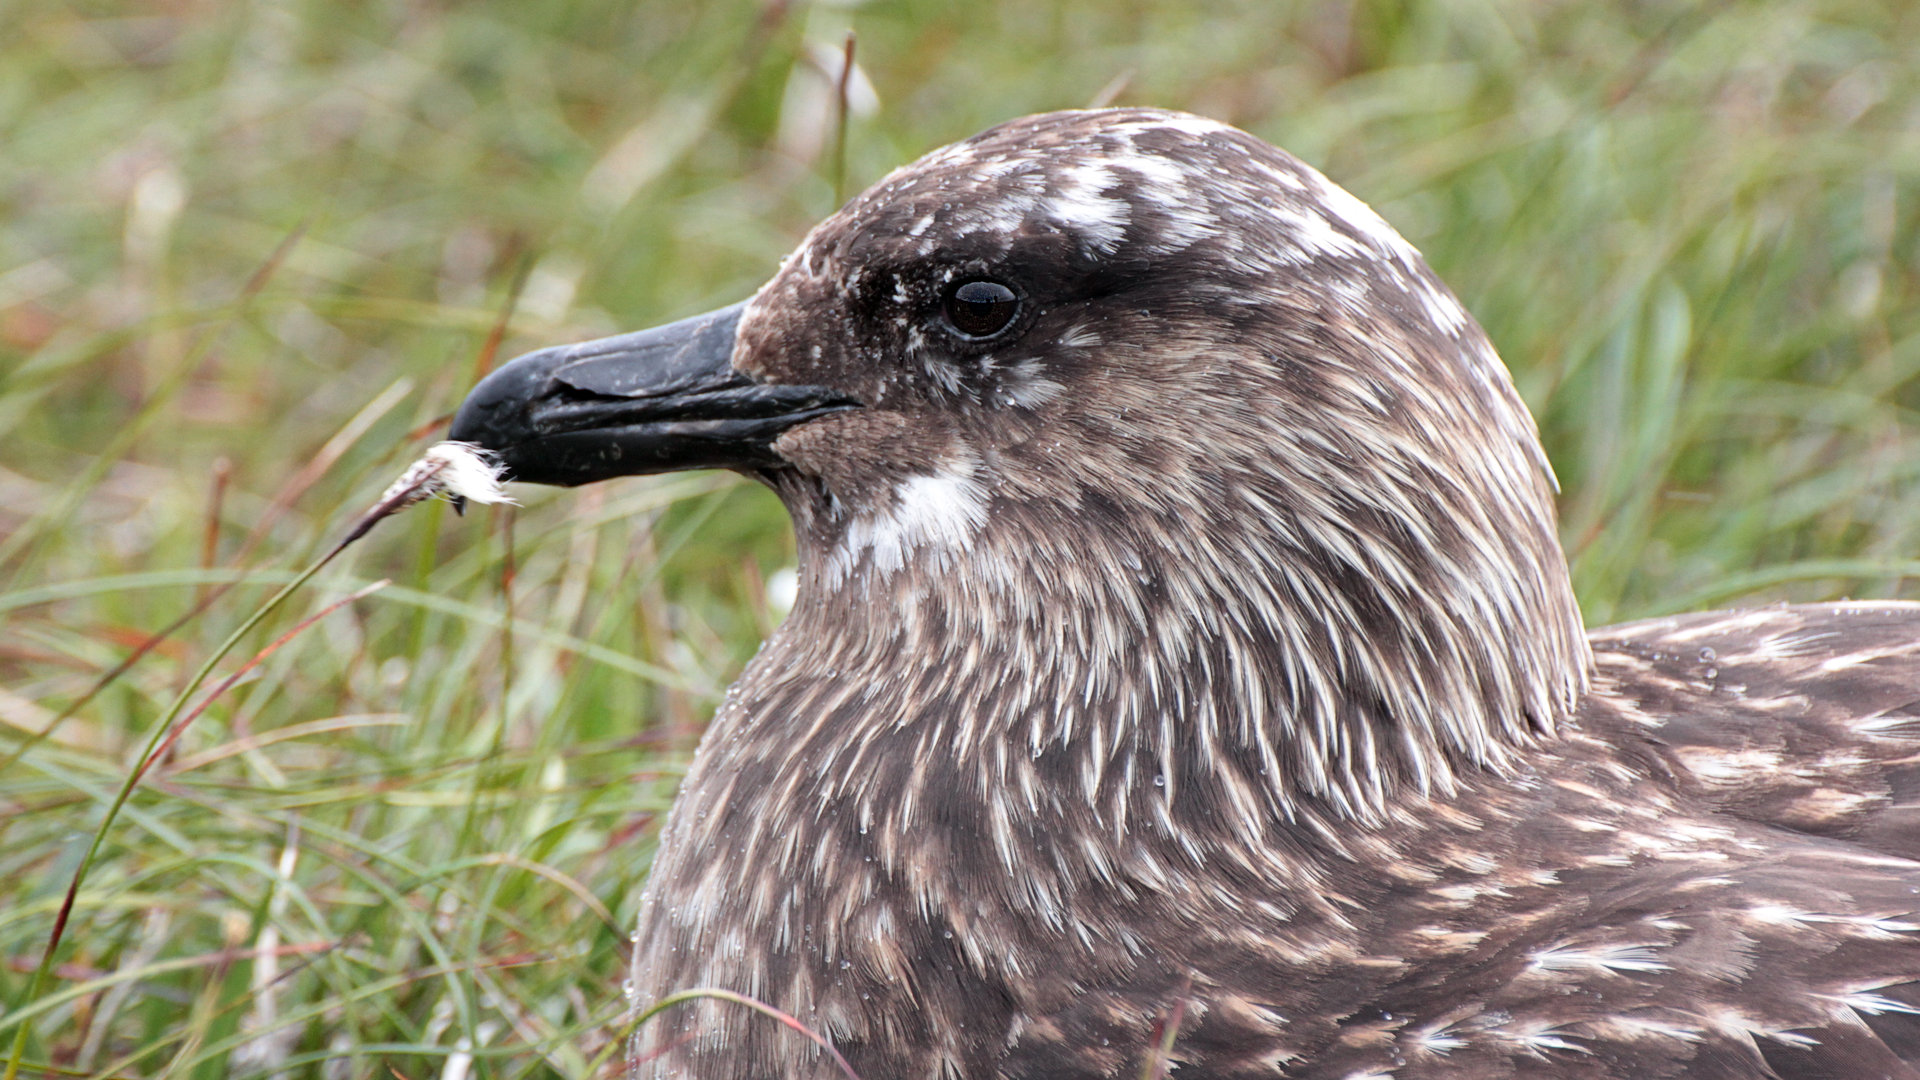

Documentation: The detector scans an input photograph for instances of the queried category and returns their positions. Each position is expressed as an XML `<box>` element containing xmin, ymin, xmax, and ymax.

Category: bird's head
<box><xmin>453</xmin><ymin>108</ymin><xmax>1590</xmax><ymax>816</ymax></box>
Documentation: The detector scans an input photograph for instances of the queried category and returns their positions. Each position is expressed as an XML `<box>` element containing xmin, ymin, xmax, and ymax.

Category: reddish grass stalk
<box><xmin>0</xmin><ymin>577</ymin><xmax>235</xmax><ymax>777</ymax></box>
<box><xmin>198</xmin><ymin>456</ymin><xmax>231</xmax><ymax>604</ymax></box>
<box><xmin>469</xmin><ymin>253</ymin><xmax>534</xmax><ymax>387</ymax></box>
<box><xmin>130</xmin><ymin>580</ymin><xmax>387</xmax><ymax>790</ymax></box>
<box><xmin>1139</xmin><ymin>981</ymin><xmax>1192</xmax><ymax>1080</ymax></box>
<box><xmin>831</xmin><ymin>30</ymin><xmax>857</xmax><ymax>205</ymax></box>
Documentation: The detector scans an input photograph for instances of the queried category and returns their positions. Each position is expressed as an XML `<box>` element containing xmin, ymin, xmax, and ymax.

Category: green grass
<box><xmin>1</xmin><ymin>0</ymin><xmax>1917</xmax><ymax>1076</ymax></box>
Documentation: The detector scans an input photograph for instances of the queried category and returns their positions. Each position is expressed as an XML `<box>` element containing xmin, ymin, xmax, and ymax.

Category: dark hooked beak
<box><xmin>449</xmin><ymin>301</ymin><xmax>857</xmax><ymax>487</ymax></box>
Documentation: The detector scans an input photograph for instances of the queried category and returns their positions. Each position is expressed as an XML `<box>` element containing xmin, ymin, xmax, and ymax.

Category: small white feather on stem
<box><xmin>379</xmin><ymin>441</ymin><xmax>515</xmax><ymax>510</ymax></box>
<box><xmin>341</xmin><ymin>441</ymin><xmax>514</xmax><ymax>546</ymax></box>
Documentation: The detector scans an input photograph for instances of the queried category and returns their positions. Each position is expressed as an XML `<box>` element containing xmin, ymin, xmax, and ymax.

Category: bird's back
<box><xmin>1590</xmin><ymin>601</ymin><xmax>1920</xmax><ymax>863</ymax></box>
<box><xmin>1233</xmin><ymin>601</ymin><xmax>1920</xmax><ymax>1080</ymax></box>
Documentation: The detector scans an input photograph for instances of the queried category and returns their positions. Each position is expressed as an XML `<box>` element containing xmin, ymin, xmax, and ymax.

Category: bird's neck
<box><xmin>770</xmin><ymin>488</ymin><xmax>1591</xmax><ymax>827</ymax></box>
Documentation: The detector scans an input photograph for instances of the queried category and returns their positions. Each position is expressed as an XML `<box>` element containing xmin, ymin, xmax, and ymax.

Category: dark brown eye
<box><xmin>942</xmin><ymin>279</ymin><xmax>1020</xmax><ymax>339</ymax></box>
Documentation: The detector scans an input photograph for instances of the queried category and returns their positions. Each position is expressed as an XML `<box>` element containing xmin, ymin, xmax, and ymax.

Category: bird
<box><xmin>450</xmin><ymin>108</ymin><xmax>1920</xmax><ymax>1079</ymax></box>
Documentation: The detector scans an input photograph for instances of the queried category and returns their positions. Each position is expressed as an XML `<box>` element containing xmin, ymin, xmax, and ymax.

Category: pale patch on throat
<box><xmin>822</xmin><ymin>464</ymin><xmax>989</xmax><ymax>586</ymax></box>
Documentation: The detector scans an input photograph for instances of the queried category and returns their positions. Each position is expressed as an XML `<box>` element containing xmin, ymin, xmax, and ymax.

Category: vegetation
<box><xmin>2</xmin><ymin>0</ymin><xmax>1916</xmax><ymax>1075</ymax></box>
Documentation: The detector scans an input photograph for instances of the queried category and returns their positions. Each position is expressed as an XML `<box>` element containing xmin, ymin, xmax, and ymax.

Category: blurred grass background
<box><xmin>1</xmin><ymin>0</ymin><xmax>1917</xmax><ymax>1076</ymax></box>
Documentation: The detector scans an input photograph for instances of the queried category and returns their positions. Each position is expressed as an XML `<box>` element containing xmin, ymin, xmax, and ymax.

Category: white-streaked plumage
<box><xmin>516</xmin><ymin>110</ymin><xmax>1920</xmax><ymax>1079</ymax></box>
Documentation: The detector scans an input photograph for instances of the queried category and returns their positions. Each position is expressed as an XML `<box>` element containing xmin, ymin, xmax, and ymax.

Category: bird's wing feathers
<box><xmin>1004</xmin><ymin>603</ymin><xmax>1920</xmax><ymax>1079</ymax></box>
<box><xmin>1278</xmin><ymin>813</ymin><xmax>1920</xmax><ymax>1079</ymax></box>
<box><xmin>1561</xmin><ymin>600</ymin><xmax>1920</xmax><ymax>1078</ymax></box>
<box><xmin>1348</xmin><ymin>600</ymin><xmax>1920</xmax><ymax>1079</ymax></box>
<box><xmin>1587</xmin><ymin>601</ymin><xmax>1920</xmax><ymax>857</ymax></box>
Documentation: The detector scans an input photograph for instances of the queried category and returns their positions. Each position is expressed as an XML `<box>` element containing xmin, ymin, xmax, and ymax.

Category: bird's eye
<box><xmin>942</xmin><ymin>279</ymin><xmax>1020</xmax><ymax>339</ymax></box>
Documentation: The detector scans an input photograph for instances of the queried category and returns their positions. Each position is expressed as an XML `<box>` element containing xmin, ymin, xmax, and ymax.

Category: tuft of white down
<box><xmin>423</xmin><ymin>441</ymin><xmax>515</xmax><ymax>504</ymax></box>
<box><xmin>378</xmin><ymin>441</ymin><xmax>517</xmax><ymax>511</ymax></box>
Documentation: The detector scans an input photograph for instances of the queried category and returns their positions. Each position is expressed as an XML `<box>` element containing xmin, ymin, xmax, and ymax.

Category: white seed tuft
<box><xmin>378</xmin><ymin>441</ymin><xmax>516</xmax><ymax>511</ymax></box>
